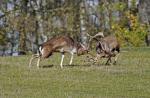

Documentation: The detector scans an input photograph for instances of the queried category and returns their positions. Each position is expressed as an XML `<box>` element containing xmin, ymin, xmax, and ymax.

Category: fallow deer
<box><xmin>86</xmin><ymin>32</ymin><xmax>120</xmax><ymax>65</ymax></box>
<box><xmin>95</xmin><ymin>35</ymin><xmax>120</xmax><ymax>65</ymax></box>
<box><xmin>29</xmin><ymin>35</ymin><xmax>88</xmax><ymax>68</ymax></box>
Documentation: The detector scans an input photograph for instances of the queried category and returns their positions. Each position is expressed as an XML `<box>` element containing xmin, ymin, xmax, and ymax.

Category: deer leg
<box><xmin>37</xmin><ymin>56</ymin><xmax>41</xmax><ymax>68</ymax></box>
<box><xmin>109</xmin><ymin>57</ymin><xmax>113</xmax><ymax>65</ymax></box>
<box><xmin>29</xmin><ymin>54</ymin><xmax>39</xmax><ymax>67</ymax></box>
<box><xmin>114</xmin><ymin>53</ymin><xmax>120</xmax><ymax>64</ymax></box>
<box><xmin>60</xmin><ymin>53</ymin><xmax>65</xmax><ymax>68</ymax></box>
<box><xmin>93</xmin><ymin>56</ymin><xmax>99</xmax><ymax>64</ymax></box>
<box><xmin>105</xmin><ymin>56</ymin><xmax>111</xmax><ymax>65</ymax></box>
<box><xmin>69</xmin><ymin>53</ymin><xmax>74</xmax><ymax>65</ymax></box>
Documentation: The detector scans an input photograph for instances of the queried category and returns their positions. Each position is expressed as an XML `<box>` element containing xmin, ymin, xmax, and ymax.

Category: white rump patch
<box><xmin>39</xmin><ymin>46</ymin><xmax>44</xmax><ymax>55</ymax></box>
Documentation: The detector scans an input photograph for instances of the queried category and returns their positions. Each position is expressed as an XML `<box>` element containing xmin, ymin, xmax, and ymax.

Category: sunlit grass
<box><xmin>0</xmin><ymin>47</ymin><xmax>150</xmax><ymax>98</ymax></box>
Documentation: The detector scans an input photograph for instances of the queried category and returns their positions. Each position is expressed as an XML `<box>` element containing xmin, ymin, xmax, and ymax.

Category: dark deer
<box><xmin>86</xmin><ymin>32</ymin><xmax>120</xmax><ymax>65</ymax></box>
<box><xmin>29</xmin><ymin>35</ymin><xmax>88</xmax><ymax>68</ymax></box>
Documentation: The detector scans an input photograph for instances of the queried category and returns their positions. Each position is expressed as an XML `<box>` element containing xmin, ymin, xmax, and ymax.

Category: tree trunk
<box><xmin>80</xmin><ymin>0</ymin><xmax>88</xmax><ymax>46</ymax></box>
<box><xmin>138</xmin><ymin>0</ymin><xmax>150</xmax><ymax>46</ymax></box>
<box><xmin>19</xmin><ymin>0</ymin><xmax>28</xmax><ymax>52</ymax></box>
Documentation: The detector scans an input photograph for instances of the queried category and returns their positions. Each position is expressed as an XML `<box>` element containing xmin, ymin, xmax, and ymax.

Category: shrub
<box><xmin>112</xmin><ymin>11</ymin><xmax>147</xmax><ymax>47</ymax></box>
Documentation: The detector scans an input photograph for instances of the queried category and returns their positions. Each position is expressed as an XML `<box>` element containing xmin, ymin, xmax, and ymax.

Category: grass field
<box><xmin>0</xmin><ymin>47</ymin><xmax>150</xmax><ymax>98</ymax></box>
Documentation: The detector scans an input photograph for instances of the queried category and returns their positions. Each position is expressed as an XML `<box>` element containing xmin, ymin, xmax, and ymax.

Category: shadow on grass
<box><xmin>64</xmin><ymin>64</ymin><xmax>91</xmax><ymax>67</ymax></box>
<box><xmin>41</xmin><ymin>64</ymin><xmax>91</xmax><ymax>68</ymax></box>
<box><xmin>40</xmin><ymin>62</ymin><xmax>116</xmax><ymax>68</ymax></box>
<box><xmin>41</xmin><ymin>64</ymin><xmax>54</xmax><ymax>68</ymax></box>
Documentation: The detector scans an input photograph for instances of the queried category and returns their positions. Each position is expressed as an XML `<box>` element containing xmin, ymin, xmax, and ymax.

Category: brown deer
<box><xmin>86</xmin><ymin>32</ymin><xmax>120</xmax><ymax>65</ymax></box>
<box><xmin>29</xmin><ymin>35</ymin><xmax>88</xmax><ymax>68</ymax></box>
<box><xmin>95</xmin><ymin>35</ymin><xmax>120</xmax><ymax>65</ymax></box>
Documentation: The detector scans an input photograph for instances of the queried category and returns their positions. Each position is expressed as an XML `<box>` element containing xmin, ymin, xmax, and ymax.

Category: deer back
<box><xmin>103</xmin><ymin>36</ymin><xmax>120</xmax><ymax>52</ymax></box>
<box><xmin>43</xmin><ymin>36</ymin><xmax>76</xmax><ymax>52</ymax></box>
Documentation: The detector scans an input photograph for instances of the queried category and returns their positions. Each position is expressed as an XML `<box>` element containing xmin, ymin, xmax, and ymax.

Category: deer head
<box><xmin>77</xmin><ymin>43</ymin><xmax>89</xmax><ymax>56</ymax></box>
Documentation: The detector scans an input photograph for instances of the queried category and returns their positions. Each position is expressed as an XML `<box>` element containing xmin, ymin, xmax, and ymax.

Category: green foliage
<box><xmin>112</xmin><ymin>12</ymin><xmax>147</xmax><ymax>47</ymax></box>
<box><xmin>112</xmin><ymin>2</ymin><xmax>127</xmax><ymax>11</ymax></box>
<box><xmin>0</xmin><ymin>28</ymin><xmax>7</xmax><ymax>45</ymax></box>
<box><xmin>97</xmin><ymin>1</ymin><xmax>148</xmax><ymax>47</ymax></box>
<box><xmin>1</xmin><ymin>0</ymin><xmax>149</xmax><ymax>50</ymax></box>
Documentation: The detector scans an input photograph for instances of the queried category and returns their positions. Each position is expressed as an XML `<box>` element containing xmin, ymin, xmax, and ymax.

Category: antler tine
<box><xmin>86</xmin><ymin>32</ymin><xmax>104</xmax><ymax>42</ymax></box>
<box><xmin>85</xmin><ymin>33</ymin><xmax>93</xmax><ymax>50</ymax></box>
<box><xmin>93</xmin><ymin>32</ymin><xmax>104</xmax><ymax>38</ymax></box>
<box><xmin>86</xmin><ymin>33</ymin><xmax>93</xmax><ymax>38</ymax></box>
<box><xmin>86</xmin><ymin>32</ymin><xmax>104</xmax><ymax>50</ymax></box>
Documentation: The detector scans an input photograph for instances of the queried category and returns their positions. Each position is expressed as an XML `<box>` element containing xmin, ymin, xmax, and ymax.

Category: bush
<box><xmin>112</xmin><ymin>11</ymin><xmax>147</xmax><ymax>47</ymax></box>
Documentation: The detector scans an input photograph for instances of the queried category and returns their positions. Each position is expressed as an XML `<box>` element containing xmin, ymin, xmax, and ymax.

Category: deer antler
<box><xmin>86</xmin><ymin>32</ymin><xmax>104</xmax><ymax>49</ymax></box>
<box><xmin>87</xmin><ymin>32</ymin><xmax>104</xmax><ymax>42</ymax></box>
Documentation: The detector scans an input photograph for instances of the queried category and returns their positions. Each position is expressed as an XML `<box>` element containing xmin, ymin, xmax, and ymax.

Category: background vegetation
<box><xmin>0</xmin><ymin>0</ymin><xmax>150</xmax><ymax>55</ymax></box>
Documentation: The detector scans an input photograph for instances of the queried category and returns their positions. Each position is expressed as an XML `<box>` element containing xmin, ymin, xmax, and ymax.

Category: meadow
<box><xmin>0</xmin><ymin>47</ymin><xmax>150</xmax><ymax>98</ymax></box>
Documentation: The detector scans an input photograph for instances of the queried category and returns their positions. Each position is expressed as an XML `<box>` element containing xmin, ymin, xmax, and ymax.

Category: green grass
<box><xmin>0</xmin><ymin>47</ymin><xmax>150</xmax><ymax>98</ymax></box>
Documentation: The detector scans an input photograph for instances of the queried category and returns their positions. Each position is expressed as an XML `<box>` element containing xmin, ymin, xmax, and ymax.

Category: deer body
<box><xmin>96</xmin><ymin>35</ymin><xmax>120</xmax><ymax>65</ymax></box>
<box><xmin>29</xmin><ymin>36</ymin><xmax>88</xmax><ymax>68</ymax></box>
